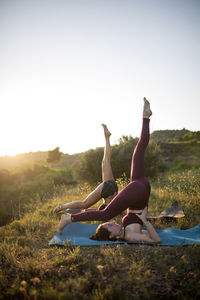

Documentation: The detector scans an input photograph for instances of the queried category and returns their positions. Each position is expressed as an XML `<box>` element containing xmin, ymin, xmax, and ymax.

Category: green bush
<box><xmin>75</xmin><ymin>136</ymin><xmax>164</xmax><ymax>184</ymax></box>
<box><xmin>0</xmin><ymin>165</ymin><xmax>75</xmax><ymax>226</ymax></box>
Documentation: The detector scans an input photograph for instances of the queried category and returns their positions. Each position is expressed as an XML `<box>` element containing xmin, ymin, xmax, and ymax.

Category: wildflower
<box><xmin>21</xmin><ymin>280</ymin><xmax>27</xmax><ymax>287</ymax></box>
<box><xmin>96</xmin><ymin>265</ymin><xmax>104</xmax><ymax>270</ymax></box>
<box><xmin>169</xmin><ymin>266</ymin><xmax>176</xmax><ymax>273</ymax></box>
<box><xmin>30</xmin><ymin>277</ymin><xmax>40</xmax><ymax>286</ymax></box>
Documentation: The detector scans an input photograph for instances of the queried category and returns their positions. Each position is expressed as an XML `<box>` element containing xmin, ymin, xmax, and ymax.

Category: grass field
<box><xmin>0</xmin><ymin>169</ymin><xmax>200</xmax><ymax>299</ymax></box>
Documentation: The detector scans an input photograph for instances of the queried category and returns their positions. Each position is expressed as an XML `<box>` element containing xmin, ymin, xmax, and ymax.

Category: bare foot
<box><xmin>57</xmin><ymin>214</ymin><xmax>72</xmax><ymax>235</ymax></box>
<box><xmin>143</xmin><ymin>97</ymin><xmax>152</xmax><ymax>118</ymax></box>
<box><xmin>101</xmin><ymin>124</ymin><xmax>111</xmax><ymax>138</ymax></box>
<box><xmin>54</xmin><ymin>203</ymin><xmax>65</xmax><ymax>214</ymax></box>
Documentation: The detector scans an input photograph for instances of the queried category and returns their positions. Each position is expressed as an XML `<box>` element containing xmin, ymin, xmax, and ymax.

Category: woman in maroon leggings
<box><xmin>57</xmin><ymin>98</ymin><xmax>161</xmax><ymax>243</ymax></box>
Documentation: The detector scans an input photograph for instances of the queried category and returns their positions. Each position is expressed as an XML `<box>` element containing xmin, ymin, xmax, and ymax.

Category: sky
<box><xmin>0</xmin><ymin>0</ymin><xmax>200</xmax><ymax>156</ymax></box>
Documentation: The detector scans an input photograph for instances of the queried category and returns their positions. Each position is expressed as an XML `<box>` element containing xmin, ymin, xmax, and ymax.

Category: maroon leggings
<box><xmin>71</xmin><ymin>118</ymin><xmax>150</xmax><ymax>224</ymax></box>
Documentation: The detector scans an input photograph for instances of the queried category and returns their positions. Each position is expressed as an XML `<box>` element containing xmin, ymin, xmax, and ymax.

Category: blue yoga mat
<box><xmin>49</xmin><ymin>222</ymin><xmax>200</xmax><ymax>247</ymax></box>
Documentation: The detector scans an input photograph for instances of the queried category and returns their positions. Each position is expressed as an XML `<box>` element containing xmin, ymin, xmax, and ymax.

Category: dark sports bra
<box><xmin>122</xmin><ymin>212</ymin><xmax>143</xmax><ymax>228</ymax></box>
<box><xmin>101</xmin><ymin>180</ymin><xmax>118</xmax><ymax>199</ymax></box>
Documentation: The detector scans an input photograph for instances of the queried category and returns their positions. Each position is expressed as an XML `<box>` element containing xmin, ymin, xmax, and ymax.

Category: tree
<box><xmin>47</xmin><ymin>147</ymin><xmax>63</xmax><ymax>165</ymax></box>
<box><xmin>75</xmin><ymin>147</ymin><xmax>103</xmax><ymax>184</ymax></box>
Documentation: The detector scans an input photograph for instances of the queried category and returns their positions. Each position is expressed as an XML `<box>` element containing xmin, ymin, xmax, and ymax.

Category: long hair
<box><xmin>90</xmin><ymin>224</ymin><xmax>117</xmax><ymax>241</ymax></box>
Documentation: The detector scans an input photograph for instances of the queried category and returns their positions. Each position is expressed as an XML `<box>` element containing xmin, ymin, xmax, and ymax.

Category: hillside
<box><xmin>0</xmin><ymin>151</ymin><xmax>48</xmax><ymax>170</ymax></box>
<box><xmin>150</xmin><ymin>128</ymin><xmax>190</xmax><ymax>142</ymax></box>
<box><xmin>0</xmin><ymin>129</ymin><xmax>199</xmax><ymax>171</ymax></box>
<box><xmin>159</xmin><ymin>141</ymin><xmax>200</xmax><ymax>169</ymax></box>
<box><xmin>0</xmin><ymin>151</ymin><xmax>81</xmax><ymax>170</ymax></box>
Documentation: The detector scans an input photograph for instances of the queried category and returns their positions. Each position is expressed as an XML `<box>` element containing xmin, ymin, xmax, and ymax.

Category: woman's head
<box><xmin>90</xmin><ymin>222</ymin><xmax>122</xmax><ymax>241</ymax></box>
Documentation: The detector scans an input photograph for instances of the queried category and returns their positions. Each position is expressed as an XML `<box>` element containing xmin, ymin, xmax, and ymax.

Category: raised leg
<box><xmin>130</xmin><ymin>98</ymin><xmax>152</xmax><ymax>181</ymax></box>
<box><xmin>101</xmin><ymin>124</ymin><xmax>114</xmax><ymax>182</ymax></box>
<box><xmin>54</xmin><ymin>124</ymin><xmax>114</xmax><ymax>215</ymax></box>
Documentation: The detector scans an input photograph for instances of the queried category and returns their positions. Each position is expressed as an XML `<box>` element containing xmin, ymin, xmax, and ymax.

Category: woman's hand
<box><xmin>136</xmin><ymin>206</ymin><xmax>148</xmax><ymax>224</ymax></box>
